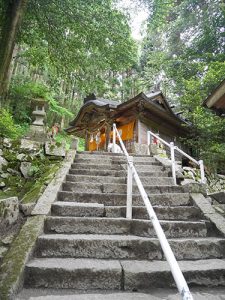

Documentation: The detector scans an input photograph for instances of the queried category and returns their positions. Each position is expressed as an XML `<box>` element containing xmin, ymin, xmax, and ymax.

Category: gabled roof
<box><xmin>66</xmin><ymin>91</ymin><xmax>189</xmax><ymax>136</ymax></box>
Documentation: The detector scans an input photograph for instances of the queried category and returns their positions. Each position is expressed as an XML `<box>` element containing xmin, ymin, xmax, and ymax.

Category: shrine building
<box><xmin>66</xmin><ymin>91</ymin><xmax>189</xmax><ymax>154</ymax></box>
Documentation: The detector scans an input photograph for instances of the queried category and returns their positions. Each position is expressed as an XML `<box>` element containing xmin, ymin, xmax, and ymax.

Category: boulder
<box><xmin>3</xmin><ymin>138</ymin><xmax>12</xmax><ymax>148</ymax></box>
<box><xmin>209</xmin><ymin>191</ymin><xmax>225</xmax><ymax>204</ymax></box>
<box><xmin>0</xmin><ymin>156</ymin><xmax>8</xmax><ymax>171</ymax></box>
<box><xmin>20</xmin><ymin>139</ymin><xmax>41</xmax><ymax>151</ymax></box>
<box><xmin>0</xmin><ymin>246</ymin><xmax>7</xmax><ymax>262</ymax></box>
<box><xmin>20</xmin><ymin>162</ymin><xmax>32</xmax><ymax>178</ymax></box>
<box><xmin>0</xmin><ymin>197</ymin><xmax>19</xmax><ymax>226</ymax></box>
<box><xmin>1</xmin><ymin>234</ymin><xmax>15</xmax><ymax>245</ymax></box>
<box><xmin>45</xmin><ymin>142</ymin><xmax>66</xmax><ymax>157</ymax></box>
<box><xmin>0</xmin><ymin>149</ymin><xmax>3</xmax><ymax>156</ymax></box>
<box><xmin>0</xmin><ymin>181</ymin><xmax>6</xmax><ymax>188</ymax></box>
<box><xmin>16</xmin><ymin>153</ymin><xmax>26</xmax><ymax>161</ymax></box>
<box><xmin>0</xmin><ymin>173</ymin><xmax>9</xmax><ymax>179</ymax></box>
<box><xmin>181</xmin><ymin>179</ymin><xmax>196</xmax><ymax>186</ymax></box>
<box><xmin>19</xmin><ymin>202</ymin><xmax>36</xmax><ymax>216</ymax></box>
<box><xmin>7</xmin><ymin>168</ymin><xmax>21</xmax><ymax>176</ymax></box>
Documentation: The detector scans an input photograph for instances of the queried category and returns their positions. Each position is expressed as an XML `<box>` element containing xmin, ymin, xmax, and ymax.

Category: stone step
<box><xmin>62</xmin><ymin>182</ymin><xmax>184</xmax><ymax>195</ymax></box>
<box><xmin>77</xmin><ymin>151</ymin><xmax>151</xmax><ymax>157</ymax></box>
<box><xmin>70</xmin><ymin>163</ymin><xmax>163</xmax><ymax>172</ymax></box>
<box><xmin>44</xmin><ymin>217</ymin><xmax>207</xmax><ymax>238</ymax></box>
<box><xmin>24</xmin><ymin>258</ymin><xmax>225</xmax><ymax>290</ymax></box>
<box><xmin>36</xmin><ymin>234</ymin><xmax>225</xmax><ymax>261</ymax></box>
<box><xmin>121</xmin><ymin>259</ymin><xmax>225</xmax><ymax>289</ymax></box>
<box><xmin>105</xmin><ymin>205</ymin><xmax>202</xmax><ymax>220</ymax></box>
<box><xmin>52</xmin><ymin>202</ymin><xmax>202</xmax><ymax>221</ymax></box>
<box><xmin>24</xmin><ymin>258</ymin><xmax>122</xmax><ymax>290</ymax></box>
<box><xmin>65</xmin><ymin>175</ymin><xmax>174</xmax><ymax>186</ymax></box>
<box><xmin>71</xmin><ymin>163</ymin><xmax>123</xmax><ymax>170</ymax></box>
<box><xmin>75</xmin><ymin>154</ymin><xmax>122</xmax><ymax>160</ymax></box>
<box><xmin>66</xmin><ymin>174</ymin><xmax>126</xmax><ymax>184</ymax></box>
<box><xmin>52</xmin><ymin>202</ymin><xmax>105</xmax><ymax>217</ymax></box>
<box><xmin>69</xmin><ymin>168</ymin><xmax>169</xmax><ymax>177</ymax></box>
<box><xmin>15</xmin><ymin>288</ymin><xmax>225</xmax><ymax>300</ymax></box>
<box><xmin>75</xmin><ymin>156</ymin><xmax>158</xmax><ymax>164</ymax></box>
<box><xmin>57</xmin><ymin>191</ymin><xmax>191</xmax><ymax>207</ymax></box>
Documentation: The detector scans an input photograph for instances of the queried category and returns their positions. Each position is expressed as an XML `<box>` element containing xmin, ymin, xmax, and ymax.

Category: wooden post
<box><xmin>105</xmin><ymin>124</ymin><xmax>111</xmax><ymax>152</ymax></box>
<box><xmin>85</xmin><ymin>131</ymin><xmax>89</xmax><ymax>151</ymax></box>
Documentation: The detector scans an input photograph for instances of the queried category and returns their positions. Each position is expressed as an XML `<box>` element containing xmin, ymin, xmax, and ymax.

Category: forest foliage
<box><xmin>141</xmin><ymin>0</ymin><xmax>225</xmax><ymax>171</ymax></box>
<box><xmin>0</xmin><ymin>0</ymin><xmax>224</xmax><ymax>171</ymax></box>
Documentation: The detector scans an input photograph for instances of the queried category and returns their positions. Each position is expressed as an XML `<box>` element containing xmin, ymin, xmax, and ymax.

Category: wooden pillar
<box><xmin>85</xmin><ymin>130</ymin><xmax>89</xmax><ymax>151</ymax></box>
<box><xmin>105</xmin><ymin>124</ymin><xmax>112</xmax><ymax>151</ymax></box>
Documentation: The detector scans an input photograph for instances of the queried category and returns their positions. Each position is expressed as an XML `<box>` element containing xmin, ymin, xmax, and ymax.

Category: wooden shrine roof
<box><xmin>66</xmin><ymin>91</ymin><xmax>189</xmax><ymax>137</ymax></box>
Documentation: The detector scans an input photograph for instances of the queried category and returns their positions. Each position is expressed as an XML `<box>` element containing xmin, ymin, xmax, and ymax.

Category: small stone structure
<box><xmin>26</xmin><ymin>98</ymin><xmax>47</xmax><ymax>143</ymax></box>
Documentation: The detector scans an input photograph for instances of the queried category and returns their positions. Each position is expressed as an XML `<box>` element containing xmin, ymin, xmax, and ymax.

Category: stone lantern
<box><xmin>32</xmin><ymin>98</ymin><xmax>46</xmax><ymax>126</ymax></box>
<box><xmin>27</xmin><ymin>98</ymin><xmax>48</xmax><ymax>143</ymax></box>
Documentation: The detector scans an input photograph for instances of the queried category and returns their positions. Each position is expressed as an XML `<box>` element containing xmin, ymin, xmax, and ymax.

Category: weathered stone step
<box><xmin>24</xmin><ymin>258</ymin><xmax>122</xmax><ymax>290</ymax></box>
<box><xmin>15</xmin><ymin>288</ymin><xmax>225</xmax><ymax>300</ymax></box>
<box><xmin>66</xmin><ymin>174</ymin><xmax>126</xmax><ymax>184</ymax></box>
<box><xmin>52</xmin><ymin>202</ymin><xmax>201</xmax><ymax>221</ymax></box>
<box><xmin>71</xmin><ymin>163</ymin><xmax>123</xmax><ymax>170</ymax></box>
<box><xmin>69</xmin><ymin>168</ymin><xmax>169</xmax><ymax>178</ymax></box>
<box><xmin>105</xmin><ymin>205</ymin><xmax>202</xmax><ymax>220</ymax></box>
<box><xmin>57</xmin><ymin>191</ymin><xmax>191</xmax><ymax>207</ymax></box>
<box><xmin>24</xmin><ymin>258</ymin><xmax>225</xmax><ymax>290</ymax></box>
<box><xmin>75</xmin><ymin>156</ymin><xmax>158</xmax><ymax>164</ymax></box>
<box><xmin>121</xmin><ymin>259</ymin><xmax>225</xmax><ymax>289</ymax></box>
<box><xmin>70</xmin><ymin>163</ymin><xmax>163</xmax><ymax>171</ymax></box>
<box><xmin>62</xmin><ymin>182</ymin><xmax>184</xmax><ymax>194</ymax></box>
<box><xmin>36</xmin><ymin>234</ymin><xmax>225</xmax><ymax>261</ymax></box>
<box><xmin>52</xmin><ymin>202</ymin><xmax>105</xmax><ymax>217</ymax></box>
<box><xmin>44</xmin><ymin>217</ymin><xmax>207</xmax><ymax>238</ymax></box>
<box><xmin>77</xmin><ymin>151</ymin><xmax>152</xmax><ymax>157</ymax></box>
<box><xmin>65</xmin><ymin>175</ymin><xmax>174</xmax><ymax>186</ymax></box>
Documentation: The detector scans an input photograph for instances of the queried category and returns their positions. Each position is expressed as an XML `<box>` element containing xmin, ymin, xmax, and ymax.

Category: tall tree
<box><xmin>0</xmin><ymin>0</ymin><xmax>28</xmax><ymax>101</ymax></box>
<box><xmin>141</xmin><ymin>0</ymin><xmax>225</xmax><ymax>169</ymax></box>
<box><xmin>0</xmin><ymin>0</ymin><xmax>137</xmax><ymax>105</ymax></box>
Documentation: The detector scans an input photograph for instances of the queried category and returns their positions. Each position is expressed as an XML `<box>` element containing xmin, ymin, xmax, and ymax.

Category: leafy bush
<box><xmin>0</xmin><ymin>109</ymin><xmax>26</xmax><ymax>139</ymax></box>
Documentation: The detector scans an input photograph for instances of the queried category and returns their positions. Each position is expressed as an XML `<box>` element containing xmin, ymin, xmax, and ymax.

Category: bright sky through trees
<box><xmin>117</xmin><ymin>0</ymin><xmax>149</xmax><ymax>40</ymax></box>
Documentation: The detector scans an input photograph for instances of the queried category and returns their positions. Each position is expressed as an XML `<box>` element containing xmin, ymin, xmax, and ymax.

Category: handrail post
<box><xmin>112</xmin><ymin>123</ymin><xmax>116</xmax><ymax>153</ymax></box>
<box><xmin>126</xmin><ymin>156</ymin><xmax>133</xmax><ymax>219</ymax></box>
<box><xmin>199</xmin><ymin>160</ymin><xmax>205</xmax><ymax>184</ymax></box>
<box><xmin>170</xmin><ymin>142</ymin><xmax>177</xmax><ymax>185</ymax></box>
<box><xmin>147</xmin><ymin>131</ymin><xmax>150</xmax><ymax>155</ymax></box>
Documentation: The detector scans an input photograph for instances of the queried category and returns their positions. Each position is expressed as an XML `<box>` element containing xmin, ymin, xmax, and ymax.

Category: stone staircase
<box><xmin>17</xmin><ymin>152</ymin><xmax>225</xmax><ymax>298</ymax></box>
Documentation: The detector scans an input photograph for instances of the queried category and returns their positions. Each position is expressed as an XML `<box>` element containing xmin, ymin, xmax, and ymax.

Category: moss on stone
<box><xmin>21</xmin><ymin>163</ymin><xmax>61</xmax><ymax>204</ymax></box>
<box><xmin>0</xmin><ymin>215</ymin><xmax>45</xmax><ymax>300</ymax></box>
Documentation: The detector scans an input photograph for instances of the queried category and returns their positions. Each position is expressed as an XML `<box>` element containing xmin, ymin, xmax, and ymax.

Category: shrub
<box><xmin>0</xmin><ymin>109</ymin><xmax>25</xmax><ymax>139</ymax></box>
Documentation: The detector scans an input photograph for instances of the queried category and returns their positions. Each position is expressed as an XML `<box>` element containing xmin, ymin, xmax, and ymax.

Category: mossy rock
<box><xmin>0</xmin><ymin>216</ymin><xmax>45</xmax><ymax>299</ymax></box>
<box><xmin>2</xmin><ymin>150</ymin><xmax>17</xmax><ymax>163</ymax></box>
<box><xmin>21</xmin><ymin>162</ymin><xmax>61</xmax><ymax>204</ymax></box>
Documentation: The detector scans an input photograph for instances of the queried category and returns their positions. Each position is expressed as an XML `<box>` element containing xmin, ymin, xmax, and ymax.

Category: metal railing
<box><xmin>147</xmin><ymin>130</ymin><xmax>205</xmax><ymax>185</ymax></box>
<box><xmin>112</xmin><ymin>123</ymin><xmax>193</xmax><ymax>300</ymax></box>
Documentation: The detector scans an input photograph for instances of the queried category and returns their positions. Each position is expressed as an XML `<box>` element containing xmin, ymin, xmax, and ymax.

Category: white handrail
<box><xmin>112</xmin><ymin>124</ymin><xmax>193</xmax><ymax>300</ymax></box>
<box><xmin>147</xmin><ymin>130</ymin><xmax>205</xmax><ymax>184</ymax></box>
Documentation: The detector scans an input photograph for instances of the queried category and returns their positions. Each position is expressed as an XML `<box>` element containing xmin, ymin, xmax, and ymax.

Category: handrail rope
<box><xmin>113</xmin><ymin>124</ymin><xmax>193</xmax><ymax>300</ymax></box>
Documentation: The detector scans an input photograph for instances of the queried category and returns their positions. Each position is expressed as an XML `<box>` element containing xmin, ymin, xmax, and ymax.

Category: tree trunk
<box><xmin>0</xmin><ymin>0</ymin><xmax>28</xmax><ymax>105</ymax></box>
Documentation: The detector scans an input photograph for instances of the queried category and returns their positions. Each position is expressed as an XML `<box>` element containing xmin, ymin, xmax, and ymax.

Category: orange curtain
<box><xmin>110</xmin><ymin>121</ymin><xmax>135</xmax><ymax>141</ymax></box>
<box><xmin>89</xmin><ymin>133</ymin><xmax>106</xmax><ymax>151</ymax></box>
<box><xmin>88</xmin><ymin>121</ymin><xmax>135</xmax><ymax>151</ymax></box>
